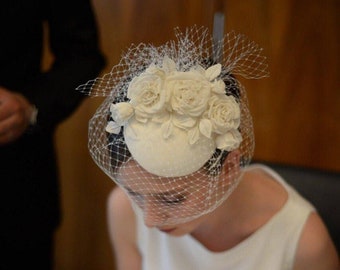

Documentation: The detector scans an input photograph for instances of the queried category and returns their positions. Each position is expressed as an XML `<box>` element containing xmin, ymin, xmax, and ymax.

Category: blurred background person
<box><xmin>0</xmin><ymin>0</ymin><xmax>105</xmax><ymax>269</ymax></box>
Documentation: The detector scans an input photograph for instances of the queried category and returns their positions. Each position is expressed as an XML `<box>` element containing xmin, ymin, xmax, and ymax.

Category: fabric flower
<box><xmin>167</xmin><ymin>70</ymin><xmax>211</xmax><ymax>118</ymax></box>
<box><xmin>215</xmin><ymin>129</ymin><xmax>242</xmax><ymax>151</ymax></box>
<box><xmin>127</xmin><ymin>67</ymin><xmax>167</xmax><ymax>122</ymax></box>
<box><xmin>106</xmin><ymin>56</ymin><xmax>243</xmax><ymax>152</ymax></box>
<box><xmin>207</xmin><ymin>95</ymin><xmax>241</xmax><ymax>134</ymax></box>
<box><xmin>110</xmin><ymin>103</ymin><xmax>134</xmax><ymax>125</ymax></box>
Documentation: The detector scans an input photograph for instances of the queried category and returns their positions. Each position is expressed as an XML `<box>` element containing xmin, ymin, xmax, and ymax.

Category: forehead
<box><xmin>116</xmin><ymin>159</ymin><xmax>208</xmax><ymax>194</ymax></box>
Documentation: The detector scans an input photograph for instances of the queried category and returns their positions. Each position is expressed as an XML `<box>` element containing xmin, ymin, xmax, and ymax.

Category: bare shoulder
<box><xmin>294</xmin><ymin>212</ymin><xmax>339</xmax><ymax>270</ymax></box>
<box><xmin>107</xmin><ymin>186</ymin><xmax>136</xmax><ymax>244</ymax></box>
<box><xmin>241</xmin><ymin>167</ymin><xmax>288</xmax><ymax>212</ymax></box>
<box><xmin>107</xmin><ymin>186</ymin><xmax>141</xmax><ymax>270</ymax></box>
<box><xmin>108</xmin><ymin>186</ymin><xmax>135</xmax><ymax>223</ymax></box>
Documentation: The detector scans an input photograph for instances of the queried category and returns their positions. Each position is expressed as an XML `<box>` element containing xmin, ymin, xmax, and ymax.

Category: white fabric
<box><xmin>124</xmin><ymin>119</ymin><xmax>216</xmax><ymax>177</ymax></box>
<box><xmin>135</xmin><ymin>164</ymin><xmax>315</xmax><ymax>270</ymax></box>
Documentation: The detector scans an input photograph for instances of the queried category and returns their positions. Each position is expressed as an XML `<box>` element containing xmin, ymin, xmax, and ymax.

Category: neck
<box><xmin>189</xmin><ymin>167</ymin><xmax>288</xmax><ymax>252</ymax></box>
<box><xmin>196</xmin><ymin>184</ymin><xmax>243</xmax><ymax>230</ymax></box>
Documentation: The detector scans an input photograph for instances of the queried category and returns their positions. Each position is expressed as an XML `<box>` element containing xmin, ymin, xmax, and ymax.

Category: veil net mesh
<box><xmin>77</xmin><ymin>26</ymin><xmax>269</xmax><ymax>226</ymax></box>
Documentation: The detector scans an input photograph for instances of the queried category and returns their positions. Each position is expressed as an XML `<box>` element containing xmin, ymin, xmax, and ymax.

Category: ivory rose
<box><xmin>127</xmin><ymin>67</ymin><xmax>167</xmax><ymax>122</ymax></box>
<box><xmin>167</xmin><ymin>70</ymin><xmax>211</xmax><ymax>117</ymax></box>
<box><xmin>207</xmin><ymin>95</ymin><xmax>241</xmax><ymax>134</ymax></box>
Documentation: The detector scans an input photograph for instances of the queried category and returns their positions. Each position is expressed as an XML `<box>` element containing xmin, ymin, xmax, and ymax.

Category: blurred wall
<box><xmin>53</xmin><ymin>0</ymin><xmax>339</xmax><ymax>269</ymax></box>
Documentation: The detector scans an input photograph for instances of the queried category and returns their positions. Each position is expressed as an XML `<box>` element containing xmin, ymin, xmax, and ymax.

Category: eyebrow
<box><xmin>124</xmin><ymin>186</ymin><xmax>186</xmax><ymax>198</ymax></box>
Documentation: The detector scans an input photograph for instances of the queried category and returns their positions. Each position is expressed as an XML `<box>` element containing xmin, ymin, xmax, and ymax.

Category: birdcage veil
<box><xmin>77</xmin><ymin>26</ymin><xmax>268</xmax><ymax>226</ymax></box>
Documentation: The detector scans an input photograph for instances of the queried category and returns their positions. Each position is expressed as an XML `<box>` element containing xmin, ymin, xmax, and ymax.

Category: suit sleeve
<box><xmin>27</xmin><ymin>0</ymin><xmax>106</xmax><ymax>131</ymax></box>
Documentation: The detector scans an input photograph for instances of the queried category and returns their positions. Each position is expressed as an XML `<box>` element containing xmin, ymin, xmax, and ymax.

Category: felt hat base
<box><xmin>124</xmin><ymin>119</ymin><xmax>215</xmax><ymax>177</ymax></box>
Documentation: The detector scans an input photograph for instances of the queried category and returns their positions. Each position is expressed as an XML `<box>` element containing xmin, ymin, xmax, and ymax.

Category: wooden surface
<box><xmin>53</xmin><ymin>0</ymin><xmax>339</xmax><ymax>269</ymax></box>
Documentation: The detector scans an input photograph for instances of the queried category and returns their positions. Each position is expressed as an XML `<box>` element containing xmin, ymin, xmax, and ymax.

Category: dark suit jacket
<box><xmin>0</xmin><ymin>0</ymin><xmax>105</xmax><ymax>237</ymax></box>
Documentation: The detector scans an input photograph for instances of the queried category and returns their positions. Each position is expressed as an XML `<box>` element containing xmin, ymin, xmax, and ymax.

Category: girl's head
<box><xmin>78</xmin><ymin>26</ymin><xmax>268</xmax><ymax>226</ymax></box>
<box><xmin>116</xmin><ymin>151</ymin><xmax>241</xmax><ymax>227</ymax></box>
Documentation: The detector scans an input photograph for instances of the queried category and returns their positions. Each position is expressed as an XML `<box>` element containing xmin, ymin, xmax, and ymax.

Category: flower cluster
<box><xmin>106</xmin><ymin>56</ymin><xmax>242</xmax><ymax>151</ymax></box>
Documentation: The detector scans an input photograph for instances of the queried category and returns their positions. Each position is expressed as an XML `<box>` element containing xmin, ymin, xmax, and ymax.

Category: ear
<box><xmin>221</xmin><ymin>150</ymin><xmax>241</xmax><ymax>177</ymax></box>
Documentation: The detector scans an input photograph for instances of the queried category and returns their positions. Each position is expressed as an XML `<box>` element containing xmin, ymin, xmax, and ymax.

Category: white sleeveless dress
<box><xmin>135</xmin><ymin>164</ymin><xmax>315</xmax><ymax>270</ymax></box>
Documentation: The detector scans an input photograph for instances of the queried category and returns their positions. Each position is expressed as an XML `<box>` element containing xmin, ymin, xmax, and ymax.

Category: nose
<box><xmin>143</xmin><ymin>200</ymin><xmax>167</xmax><ymax>228</ymax></box>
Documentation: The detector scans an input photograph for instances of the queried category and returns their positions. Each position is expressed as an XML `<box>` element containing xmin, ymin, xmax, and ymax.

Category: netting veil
<box><xmin>77</xmin><ymin>26</ymin><xmax>269</xmax><ymax>226</ymax></box>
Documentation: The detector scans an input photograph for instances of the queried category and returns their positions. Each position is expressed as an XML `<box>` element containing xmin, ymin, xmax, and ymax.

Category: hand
<box><xmin>0</xmin><ymin>87</ymin><xmax>35</xmax><ymax>145</ymax></box>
